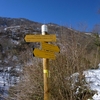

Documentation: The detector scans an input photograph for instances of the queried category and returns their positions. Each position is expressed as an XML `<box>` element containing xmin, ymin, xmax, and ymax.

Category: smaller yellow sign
<box><xmin>25</xmin><ymin>34</ymin><xmax>56</xmax><ymax>42</ymax></box>
<box><xmin>42</xmin><ymin>42</ymin><xmax>60</xmax><ymax>52</ymax></box>
<box><xmin>33</xmin><ymin>48</ymin><xmax>55</xmax><ymax>59</ymax></box>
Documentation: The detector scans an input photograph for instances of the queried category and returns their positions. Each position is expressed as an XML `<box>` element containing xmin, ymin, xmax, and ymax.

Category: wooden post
<box><xmin>43</xmin><ymin>58</ymin><xmax>49</xmax><ymax>100</ymax></box>
<box><xmin>42</xmin><ymin>25</ymin><xmax>50</xmax><ymax>100</ymax></box>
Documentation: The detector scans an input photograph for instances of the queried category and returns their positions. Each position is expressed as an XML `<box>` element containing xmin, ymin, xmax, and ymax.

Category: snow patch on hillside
<box><xmin>84</xmin><ymin>68</ymin><xmax>100</xmax><ymax>100</ymax></box>
<box><xmin>71</xmin><ymin>64</ymin><xmax>100</xmax><ymax>100</ymax></box>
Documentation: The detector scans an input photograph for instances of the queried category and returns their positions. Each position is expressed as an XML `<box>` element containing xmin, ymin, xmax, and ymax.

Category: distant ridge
<box><xmin>0</xmin><ymin>17</ymin><xmax>41</xmax><ymax>27</ymax></box>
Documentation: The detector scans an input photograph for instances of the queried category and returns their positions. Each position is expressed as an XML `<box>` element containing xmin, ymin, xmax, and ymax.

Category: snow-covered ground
<box><xmin>70</xmin><ymin>64</ymin><xmax>100</xmax><ymax>100</ymax></box>
<box><xmin>0</xmin><ymin>72</ymin><xmax>10</xmax><ymax>100</ymax></box>
<box><xmin>0</xmin><ymin>67</ymin><xmax>20</xmax><ymax>100</ymax></box>
<box><xmin>84</xmin><ymin>68</ymin><xmax>100</xmax><ymax>100</ymax></box>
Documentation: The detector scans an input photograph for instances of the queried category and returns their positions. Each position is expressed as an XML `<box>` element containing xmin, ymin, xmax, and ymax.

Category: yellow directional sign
<box><xmin>33</xmin><ymin>48</ymin><xmax>55</xmax><ymax>59</ymax></box>
<box><xmin>25</xmin><ymin>35</ymin><xmax>56</xmax><ymax>42</ymax></box>
<box><xmin>41</xmin><ymin>42</ymin><xmax>60</xmax><ymax>52</ymax></box>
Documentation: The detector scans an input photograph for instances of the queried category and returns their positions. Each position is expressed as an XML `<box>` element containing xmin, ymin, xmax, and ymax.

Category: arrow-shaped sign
<box><xmin>25</xmin><ymin>34</ymin><xmax>56</xmax><ymax>42</ymax></box>
<box><xmin>33</xmin><ymin>48</ymin><xmax>55</xmax><ymax>59</ymax></box>
<box><xmin>41</xmin><ymin>42</ymin><xmax>60</xmax><ymax>53</ymax></box>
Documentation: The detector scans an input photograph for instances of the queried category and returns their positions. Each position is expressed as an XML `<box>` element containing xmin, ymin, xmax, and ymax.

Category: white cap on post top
<box><xmin>41</xmin><ymin>25</ymin><xmax>48</xmax><ymax>35</ymax></box>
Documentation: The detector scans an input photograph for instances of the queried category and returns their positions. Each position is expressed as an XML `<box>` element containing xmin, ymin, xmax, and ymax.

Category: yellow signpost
<box><xmin>41</xmin><ymin>42</ymin><xmax>60</xmax><ymax>53</ymax></box>
<box><xmin>33</xmin><ymin>48</ymin><xmax>55</xmax><ymax>59</ymax></box>
<box><xmin>25</xmin><ymin>34</ymin><xmax>56</xmax><ymax>42</ymax></box>
<box><xmin>24</xmin><ymin>25</ymin><xmax>60</xmax><ymax>100</ymax></box>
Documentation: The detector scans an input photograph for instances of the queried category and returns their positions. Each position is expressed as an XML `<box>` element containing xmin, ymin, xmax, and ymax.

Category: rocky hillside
<box><xmin>0</xmin><ymin>17</ymin><xmax>94</xmax><ymax>68</ymax></box>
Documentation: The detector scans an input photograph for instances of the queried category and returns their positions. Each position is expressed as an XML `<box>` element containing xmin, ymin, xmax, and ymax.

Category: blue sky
<box><xmin>0</xmin><ymin>0</ymin><xmax>100</xmax><ymax>32</ymax></box>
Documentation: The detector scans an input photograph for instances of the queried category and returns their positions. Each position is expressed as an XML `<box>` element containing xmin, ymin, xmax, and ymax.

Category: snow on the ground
<box><xmin>70</xmin><ymin>64</ymin><xmax>100</xmax><ymax>100</ymax></box>
<box><xmin>11</xmin><ymin>39</ymin><xmax>20</xmax><ymax>45</ymax></box>
<box><xmin>0</xmin><ymin>67</ymin><xmax>20</xmax><ymax>99</ymax></box>
<box><xmin>84</xmin><ymin>68</ymin><xmax>100</xmax><ymax>100</ymax></box>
